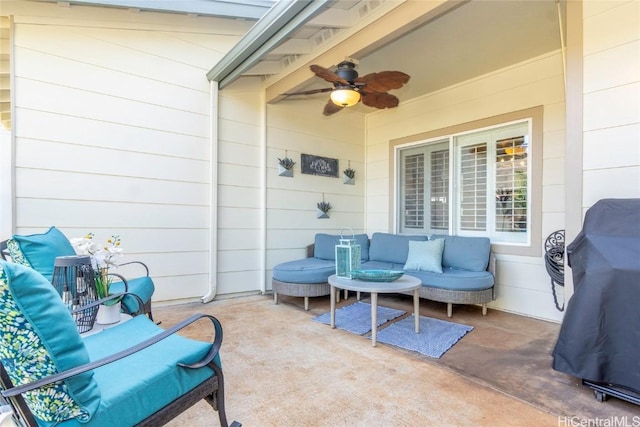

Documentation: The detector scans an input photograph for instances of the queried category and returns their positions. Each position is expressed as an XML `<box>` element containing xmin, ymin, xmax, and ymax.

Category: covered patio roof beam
<box><xmin>206</xmin><ymin>0</ymin><xmax>332</xmax><ymax>88</ymax></box>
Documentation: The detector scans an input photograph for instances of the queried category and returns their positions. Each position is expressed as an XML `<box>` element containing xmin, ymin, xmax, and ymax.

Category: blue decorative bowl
<box><xmin>350</xmin><ymin>270</ymin><xmax>404</xmax><ymax>282</ymax></box>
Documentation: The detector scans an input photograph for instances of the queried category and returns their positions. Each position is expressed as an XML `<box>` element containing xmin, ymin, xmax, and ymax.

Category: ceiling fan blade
<box><xmin>356</xmin><ymin>71</ymin><xmax>410</xmax><ymax>93</ymax></box>
<box><xmin>310</xmin><ymin>64</ymin><xmax>349</xmax><ymax>85</ymax></box>
<box><xmin>283</xmin><ymin>88</ymin><xmax>333</xmax><ymax>96</ymax></box>
<box><xmin>361</xmin><ymin>91</ymin><xmax>400</xmax><ymax>109</ymax></box>
<box><xmin>323</xmin><ymin>99</ymin><xmax>344</xmax><ymax>116</ymax></box>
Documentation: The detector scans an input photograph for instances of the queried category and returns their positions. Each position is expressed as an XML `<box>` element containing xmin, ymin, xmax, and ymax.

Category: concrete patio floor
<box><xmin>157</xmin><ymin>293</ymin><xmax>638</xmax><ymax>426</ymax></box>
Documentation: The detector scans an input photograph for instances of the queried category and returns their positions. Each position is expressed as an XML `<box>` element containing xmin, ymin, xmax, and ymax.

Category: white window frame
<box><xmin>391</xmin><ymin>107</ymin><xmax>543</xmax><ymax>257</ymax></box>
<box><xmin>452</xmin><ymin>120</ymin><xmax>532</xmax><ymax>245</ymax></box>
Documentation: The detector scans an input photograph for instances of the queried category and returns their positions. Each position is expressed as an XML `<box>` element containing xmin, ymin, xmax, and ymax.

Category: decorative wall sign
<box><xmin>301</xmin><ymin>154</ymin><xmax>339</xmax><ymax>178</ymax></box>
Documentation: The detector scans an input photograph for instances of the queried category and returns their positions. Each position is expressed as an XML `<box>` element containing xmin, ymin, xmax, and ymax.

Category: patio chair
<box><xmin>0</xmin><ymin>226</ymin><xmax>156</xmax><ymax>321</ymax></box>
<box><xmin>0</xmin><ymin>260</ymin><xmax>241</xmax><ymax>427</ymax></box>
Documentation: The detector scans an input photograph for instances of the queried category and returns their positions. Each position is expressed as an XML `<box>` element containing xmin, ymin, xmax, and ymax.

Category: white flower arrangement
<box><xmin>70</xmin><ymin>233</ymin><xmax>124</xmax><ymax>302</ymax></box>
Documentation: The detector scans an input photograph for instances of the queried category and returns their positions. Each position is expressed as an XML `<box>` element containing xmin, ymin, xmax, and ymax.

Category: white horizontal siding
<box><xmin>15</xmin><ymin>78</ymin><xmax>207</xmax><ymax>135</ymax></box>
<box><xmin>17</xmin><ymin>109</ymin><xmax>209</xmax><ymax>159</ymax></box>
<box><xmin>215</xmin><ymin>78</ymin><xmax>264</xmax><ymax>295</ymax></box>
<box><xmin>217</xmin><ymin>270</ymin><xmax>262</xmax><ymax>295</ymax></box>
<box><xmin>582</xmin><ymin>0</ymin><xmax>640</xmax><ymax>209</ymax></box>
<box><xmin>15</xmin><ymin>199</ymin><xmax>209</xmax><ymax>229</ymax></box>
<box><xmin>7</xmin><ymin>4</ymin><xmax>249</xmax><ymax>303</ymax></box>
<box><xmin>217</xmin><ymin>206</ymin><xmax>262</xmax><ymax>229</ymax></box>
<box><xmin>16</xmin><ymin>138</ymin><xmax>210</xmax><ymax>183</ymax></box>
<box><xmin>16</xmin><ymin>169</ymin><xmax>209</xmax><ymax>205</ymax></box>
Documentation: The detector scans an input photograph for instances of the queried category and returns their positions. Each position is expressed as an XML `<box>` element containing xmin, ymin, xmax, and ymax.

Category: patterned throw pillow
<box><xmin>0</xmin><ymin>261</ymin><xmax>100</xmax><ymax>423</ymax></box>
<box><xmin>5</xmin><ymin>239</ymin><xmax>30</xmax><ymax>267</ymax></box>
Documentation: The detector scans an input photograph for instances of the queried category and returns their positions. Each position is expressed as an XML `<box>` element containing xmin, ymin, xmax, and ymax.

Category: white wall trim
<box><xmin>563</xmin><ymin>0</ymin><xmax>584</xmax><ymax>299</ymax></box>
<box><xmin>260</xmin><ymin>86</ymin><xmax>267</xmax><ymax>294</ymax></box>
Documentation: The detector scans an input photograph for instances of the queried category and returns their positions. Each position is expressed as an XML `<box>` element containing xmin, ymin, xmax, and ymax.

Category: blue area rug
<box><xmin>373</xmin><ymin>315</ymin><xmax>473</xmax><ymax>359</ymax></box>
<box><xmin>312</xmin><ymin>302</ymin><xmax>406</xmax><ymax>335</ymax></box>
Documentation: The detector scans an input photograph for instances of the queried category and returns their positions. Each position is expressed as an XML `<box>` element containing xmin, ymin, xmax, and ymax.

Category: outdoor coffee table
<box><xmin>328</xmin><ymin>274</ymin><xmax>421</xmax><ymax>347</ymax></box>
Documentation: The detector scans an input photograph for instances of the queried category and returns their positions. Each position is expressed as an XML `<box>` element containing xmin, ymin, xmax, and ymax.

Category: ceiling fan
<box><xmin>284</xmin><ymin>61</ymin><xmax>410</xmax><ymax>116</ymax></box>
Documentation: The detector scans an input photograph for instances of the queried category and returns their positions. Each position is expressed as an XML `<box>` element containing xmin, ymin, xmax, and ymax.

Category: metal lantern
<box><xmin>335</xmin><ymin>228</ymin><xmax>361</xmax><ymax>279</ymax></box>
<box><xmin>51</xmin><ymin>255</ymin><xmax>99</xmax><ymax>333</ymax></box>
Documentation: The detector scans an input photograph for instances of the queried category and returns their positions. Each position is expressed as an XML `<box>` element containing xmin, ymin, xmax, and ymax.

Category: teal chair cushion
<box><xmin>54</xmin><ymin>316</ymin><xmax>218</xmax><ymax>427</ymax></box>
<box><xmin>0</xmin><ymin>261</ymin><xmax>101</xmax><ymax>424</ymax></box>
<box><xmin>9</xmin><ymin>227</ymin><xmax>76</xmax><ymax>281</ymax></box>
<box><xmin>109</xmin><ymin>276</ymin><xmax>155</xmax><ymax>314</ymax></box>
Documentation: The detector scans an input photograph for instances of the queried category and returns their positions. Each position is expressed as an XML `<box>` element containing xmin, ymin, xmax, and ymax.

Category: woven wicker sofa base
<box><xmin>402</xmin><ymin>286</ymin><xmax>494</xmax><ymax>318</ymax></box>
<box><xmin>272</xmin><ymin>279</ymin><xmax>331</xmax><ymax>311</ymax></box>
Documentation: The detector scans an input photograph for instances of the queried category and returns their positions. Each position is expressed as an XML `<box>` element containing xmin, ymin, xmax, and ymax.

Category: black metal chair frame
<box><xmin>0</xmin><ymin>293</ymin><xmax>241</xmax><ymax>427</ymax></box>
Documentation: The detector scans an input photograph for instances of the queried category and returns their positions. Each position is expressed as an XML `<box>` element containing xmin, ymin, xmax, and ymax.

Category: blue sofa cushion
<box><xmin>0</xmin><ymin>261</ymin><xmax>101</xmax><ymax>424</ymax></box>
<box><xmin>403</xmin><ymin>240</ymin><xmax>444</xmax><ymax>273</ymax></box>
<box><xmin>431</xmin><ymin>235</ymin><xmax>491</xmax><ymax>272</ymax></box>
<box><xmin>313</xmin><ymin>233</ymin><xmax>369</xmax><ymax>261</ymax></box>
<box><xmin>9</xmin><ymin>227</ymin><xmax>76</xmax><ymax>281</ymax></box>
<box><xmin>368</xmin><ymin>233</ymin><xmax>428</xmax><ymax>264</ymax></box>
<box><xmin>56</xmin><ymin>315</ymin><xmax>217</xmax><ymax>427</ymax></box>
<box><xmin>408</xmin><ymin>268</ymin><xmax>494</xmax><ymax>291</ymax></box>
<box><xmin>273</xmin><ymin>258</ymin><xmax>335</xmax><ymax>284</ymax></box>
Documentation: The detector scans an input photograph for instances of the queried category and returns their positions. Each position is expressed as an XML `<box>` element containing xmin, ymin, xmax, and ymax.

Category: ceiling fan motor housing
<box><xmin>335</xmin><ymin>61</ymin><xmax>358</xmax><ymax>82</ymax></box>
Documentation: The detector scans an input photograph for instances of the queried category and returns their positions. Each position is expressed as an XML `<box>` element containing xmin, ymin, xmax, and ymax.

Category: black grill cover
<box><xmin>552</xmin><ymin>198</ymin><xmax>640</xmax><ymax>392</ymax></box>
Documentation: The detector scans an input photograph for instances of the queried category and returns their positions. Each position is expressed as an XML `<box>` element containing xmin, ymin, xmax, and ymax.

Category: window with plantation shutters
<box><xmin>429</xmin><ymin>148</ymin><xmax>449</xmax><ymax>231</ymax></box>
<box><xmin>400</xmin><ymin>141</ymin><xmax>449</xmax><ymax>234</ymax></box>
<box><xmin>402</xmin><ymin>153</ymin><xmax>424</xmax><ymax>229</ymax></box>
<box><xmin>458</xmin><ymin>143</ymin><xmax>487</xmax><ymax>231</ymax></box>
<box><xmin>396</xmin><ymin>120</ymin><xmax>531</xmax><ymax>246</ymax></box>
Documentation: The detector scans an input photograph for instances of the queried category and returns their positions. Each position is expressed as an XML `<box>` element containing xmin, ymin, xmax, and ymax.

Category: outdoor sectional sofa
<box><xmin>272</xmin><ymin>232</ymin><xmax>495</xmax><ymax>317</ymax></box>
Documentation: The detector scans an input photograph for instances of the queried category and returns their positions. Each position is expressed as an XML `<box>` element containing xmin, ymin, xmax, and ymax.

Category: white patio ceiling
<box><xmin>207</xmin><ymin>0</ymin><xmax>567</xmax><ymax>112</ymax></box>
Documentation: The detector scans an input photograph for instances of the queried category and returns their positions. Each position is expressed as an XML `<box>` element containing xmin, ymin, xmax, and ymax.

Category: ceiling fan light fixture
<box><xmin>330</xmin><ymin>88</ymin><xmax>361</xmax><ymax>107</ymax></box>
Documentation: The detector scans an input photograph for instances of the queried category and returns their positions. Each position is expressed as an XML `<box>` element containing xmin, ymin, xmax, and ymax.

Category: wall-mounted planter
<box><xmin>278</xmin><ymin>164</ymin><xmax>293</xmax><ymax>177</ymax></box>
<box><xmin>343</xmin><ymin>173</ymin><xmax>355</xmax><ymax>185</ymax></box>
<box><xmin>343</xmin><ymin>164</ymin><xmax>355</xmax><ymax>185</ymax></box>
<box><xmin>278</xmin><ymin>154</ymin><xmax>295</xmax><ymax>177</ymax></box>
<box><xmin>317</xmin><ymin>197</ymin><xmax>331</xmax><ymax>219</ymax></box>
<box><xmin>316</xmin><ymin>209</ymin><xmax>330</xmax><ymax>219</ymax></box>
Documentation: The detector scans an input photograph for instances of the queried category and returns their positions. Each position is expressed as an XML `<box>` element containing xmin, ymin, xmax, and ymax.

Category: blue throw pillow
<box><xmin>10</xmin><ymin>227</ymin><xmax>76</xmax><ymax>281</ymax></box>
<box><xmin>403</xmin><ymin>239</ymin><xmax>444</xmax><ymax>273</ymax></box>
<box><xmin>0</xmin><ymin>261</ymin><xmax>101</xmax><ymax>423</ymax></box>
